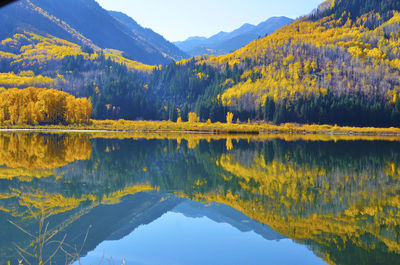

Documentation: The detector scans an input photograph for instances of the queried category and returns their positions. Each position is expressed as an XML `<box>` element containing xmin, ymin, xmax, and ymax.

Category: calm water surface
<box><xmin>0</xmin><ymin>132</ymin><xmax>400</xmax><ymax>265</ymax></box>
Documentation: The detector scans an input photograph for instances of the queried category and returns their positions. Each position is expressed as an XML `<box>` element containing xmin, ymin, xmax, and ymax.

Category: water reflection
<box><xmin>0</xmin><ymin>132</ymin><xmax>399</xmax><ymax>264</ymax></box>
<box><xmin>79</xmin><ymin>202</ymin><xmax>324</xmax><ymax>265</ymax></box>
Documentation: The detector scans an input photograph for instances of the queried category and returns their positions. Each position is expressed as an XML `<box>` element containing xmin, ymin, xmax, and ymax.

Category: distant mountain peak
<box><xmin>174</xmin><ymin>16</ymin><xmax>293</xmax><ymax>57</ymax></box>
<box><xmin>186</xmin><ymin>36</ymin><xmax>207</xmax><ymax>41</ymax></box>
<box><xmin>238</xmin><ymin>23</ymin><xmax>255</xmax><ymax>30</ymax></box>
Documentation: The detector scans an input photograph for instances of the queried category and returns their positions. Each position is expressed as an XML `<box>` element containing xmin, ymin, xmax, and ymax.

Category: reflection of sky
<box><xmin>78</xmin><ymin>212</ymin><xmax>327</xmax><ymax>265</ymax></box>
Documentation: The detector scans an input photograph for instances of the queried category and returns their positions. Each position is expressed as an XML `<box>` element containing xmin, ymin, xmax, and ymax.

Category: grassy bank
<box><xmin>1</xmin><ymin>119</ymin><xmax>400</xmax><ymax>136</ymax></box>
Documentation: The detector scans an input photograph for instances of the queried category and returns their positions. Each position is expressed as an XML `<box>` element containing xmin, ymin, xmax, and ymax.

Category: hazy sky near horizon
<box><xmin>96</xmin><ymin>0</ymin><xmax>323</xmax><ymax>42</ymax></box>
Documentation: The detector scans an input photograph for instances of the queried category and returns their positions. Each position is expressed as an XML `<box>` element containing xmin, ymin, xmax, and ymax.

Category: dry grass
<box><xmin>1</xmin><ymin>119</ymin><xmax>400</xmax><ymax>136</ymax></box>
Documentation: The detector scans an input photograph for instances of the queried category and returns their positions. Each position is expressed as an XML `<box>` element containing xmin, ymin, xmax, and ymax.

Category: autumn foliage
<box><xmin>188</xmin><ymin>112</ymin><xmax>200</xmax><ymax>123</ymax></box>
<box><xmin>0</xmin><ymin>133</ymin><xmax>92</xmax><ymax>170</ymax></box>
<box><xmin>0</xmin><ymin>87</ymin><xmax>92</xmax><ymax>125</ymax></box>
<box><xmin>226</xmin><ymin>112</ymin><xmax>234</xmax><ymax>124</ymax></box>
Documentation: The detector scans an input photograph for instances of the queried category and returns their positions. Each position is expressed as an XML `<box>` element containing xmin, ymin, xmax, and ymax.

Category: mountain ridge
<box><xmin>0</xmin><ymin>0</ymin><xmax>173</xmax><ymax>65</ymax></box>
<box><xmin>108</xmin><ymin>10</ymin><xmax>189</xmax><ymax>61</ymax></box>
<box><xmin>174</xmin><ymin>16</ymin><xmax>293</xmax><ymax>56</ymax></box>
<box><xmin>1</xmin><ymin>0</ymin><xmax>400</xmax><ymax>127</ymax></box>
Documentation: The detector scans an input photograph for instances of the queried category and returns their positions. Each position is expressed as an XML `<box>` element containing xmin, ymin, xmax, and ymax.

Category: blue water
<box><xmin>5</xmin><ymin>134</ymin><xmax>400</xmax><ymax>265</ymax></box>
<box><xmin>78</xmin><ymin>211</ymin><xmax>326</xmax><ymax>265</ymax></box>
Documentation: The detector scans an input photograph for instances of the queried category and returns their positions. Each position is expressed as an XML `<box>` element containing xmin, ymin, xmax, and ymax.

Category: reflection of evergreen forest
<box><xmin>0</xmin><ymin>132</ymin><xmax>400</xmax><ymax>264</ymax></box>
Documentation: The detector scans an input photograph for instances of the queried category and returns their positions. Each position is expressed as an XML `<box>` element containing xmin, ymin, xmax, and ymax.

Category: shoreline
<box><xmin>0</xmin><ymin>120</ymin><xmax>400</xmax><ymax>137</ymax></box>
<box><xmin>0</xmin><ymin>128</ymin><xmax>399</xmax><ymax>137</ymax></box>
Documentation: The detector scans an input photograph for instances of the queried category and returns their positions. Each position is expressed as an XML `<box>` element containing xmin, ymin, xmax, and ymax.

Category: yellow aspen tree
<box><xmin>188</xmin><ymin>112</ymin><xmax>200</xmax><ymax>123</ymax></box>
<box><xmin>226</xmin><ymin>112</ymin><xmax>234</xmax><ymax>124</ymax></box>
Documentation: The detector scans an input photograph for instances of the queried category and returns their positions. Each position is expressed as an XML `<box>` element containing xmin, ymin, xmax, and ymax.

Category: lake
<box><xmin>1</xmin><ymin>132</ymin><xmax>400</xmax><ymax>265</ymax></box>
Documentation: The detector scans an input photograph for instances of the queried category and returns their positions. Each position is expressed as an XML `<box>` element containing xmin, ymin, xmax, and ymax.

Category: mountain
<box><xmin>2</xmin><ymin>0</ymin><xmax>400</xmax><ymax>127</ymax></box>
<box><xmin>312</xmin><ymin>0</ymin><xmax>400</xmax><ymax>20</ymax></box>
<box><xmin>108</xmin><ymin>10</ymin><xmax>188</xmax><ymax>61</ymax></box>
<box><xmin>174</xmin><ymin>16</ymin><xmax>293</xmax><ymax>56</ymax></box>
<box><xmin>173</xmin><ymin>200</ymin><xmax>285</xmax><ymax>241</ymax></box>
<box><xmin>0</xmin><ymin>0</ymin><xmax>172</xmax><ymax>65</ymax></box>
<box><xmin>175</xmin><ymin>36</ymin><xmax>208</xmax><ymax>52</ymax></box>
<box><xmin>3</xmin><ymin>190</ymin><xmax>284</xmax><ymax>264</ymax></box>
<box><xmin>149</xmin><ymin>0</ymin><xmax>400</xmax><ymax>127</ymax></box>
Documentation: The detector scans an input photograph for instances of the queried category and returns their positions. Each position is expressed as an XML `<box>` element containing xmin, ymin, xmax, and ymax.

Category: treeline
<box><xmin>261</xmin><ymin>93</ymin><xmax>400</xmax><ymax>127</ymax></box>
<box><xmin>311</xmin><ymin>0</ymin><xmax>400</xmax><ymax>21</ymax></box>
<box><xmin>61</xmin><ymin>54</ymin><xmax>158</xmax><ymax>120</ymax></box>
<box><xmin>6</xmin><ymin>51</ymin><xmax>400</xmax><ymax>127</ymax></box>
<box><xmin>148</xmin><ymin>60</ymin><xmax>243</xmax><ymax>122</ymax></box>
<box><xmin>202</xmin><ymin>92</ymin><xmax>400</xmax><ymax>127</ymax></box>
<box><xmin>0</xmin><ymin>87</ymin><xmax>92</xmax><ymax>125</ymax></box>
<box><xmin>3</xmin><ymin>12</ymin><xmax>400</xmax><ymax>128</ymax></box>
<box><xmin>142</xmin><ymin>6</ymin><xmax>400</xmax><ymax>127</ymax></box>
<box><xmin>146</xmin><ymin>57</ymin><xmax>400</xmax><ymax>127</ymax></box>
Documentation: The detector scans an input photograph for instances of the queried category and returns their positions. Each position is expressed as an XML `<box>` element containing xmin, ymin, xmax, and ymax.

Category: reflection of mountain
<box><xmin>3</xmin><ymin>190</ymin><xmax>285</xmax><ymax>264</ymax></box>
<box><xmin>2</xmin><ymin>133</ymin><xmax>400</xmax><ymax>265</ymax></box>
<box><xmin>0</xmin><ymin>191</ymin><xmax>180</xmax><ymax>264</ymax></box>
<box><xmin>192</xmin><ymin>140</ymin><xmax>400</xmax><ymax>265</ymax></box>
<box><xmin>173</xmin><ymin>200</ymin><xmax>285</xmax><ymax>241</ymax></box>
<box><xmin>52</xmin><ymin>194</ymin><xmax>286</xmax><ymax>264</ymax></box>
<box><xmin>53</xmin><ymin>192</ymin><xmax>182</xmax><ymax>262</ymax></box>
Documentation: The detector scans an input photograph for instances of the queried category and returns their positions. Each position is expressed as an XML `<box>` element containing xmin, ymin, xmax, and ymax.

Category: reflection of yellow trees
<box><xmin>0</xmin><ymin>184</ymin><xmax>158</xmax><ymax>219</ymax></box>
<box><xmin>384</xmin><ymin>162</ymin><xmax>400</xmax><ymax>181</ymax></box>
<box><xmin>187</xmin><ymin>138</ymin><xmax>200</xmax><ymax>149</ymax></box>
<box><xmin>208</xmin><ymin>153</ymin><xmax>400</xmax><ymax>255</ymax></box>
<box><xmin>87</xmin><ymin>131</ymin><xmax>400</xmax><ymax>143</ymax></box>
<box><xmin>0</xmin><ymin>168</ymin><xmax>54</xmax><ymax>181</ymax></box>
<box><xmin>9</xmin><ymin>188</ymin><xmax>96</xmax><ymax>218</ymax></box>
<box><xmin>0</xmin><ymin>133</ymin><xmax>91</xmax><ymax>170</ymax></box>
<box><xmin>226</xmin><ymin>138</ymin><xmax>233</xmax><ymax>151</ymax></box>
<box><xmin>219</xmin><ymin>154</ymin><xmax>325</xmax><ymax>201</ymax></box>
<box><xmin>101</xmin><ymin>184</ymin><xmax>157</xmax><ymax>205</ymax></box>
<box><xmin>194</xmin><ymin>189</ymin><xmax>400</xmax><ymax>256</ymax></box>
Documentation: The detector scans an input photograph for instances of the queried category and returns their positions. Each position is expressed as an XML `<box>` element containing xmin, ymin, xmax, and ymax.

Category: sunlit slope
<box><xmin>0</xmin><ymin>32</ymin><xmax>156</xmax><ymax>77</ymax></box>
<box><xmin>201</xmin><ymin>4</ymin><xmax>400</xmax><ymax>111</ymax></box>
<box><xmin>148</xmin><ymin>1</ymin><xmax>400</xmax><ymax>126</ymax></box>
<box><xmin>0</xmin><ymin>31</ymin><xmax>157</xmax><ymax>121</ymax></box>
<box><xmin>0</xmin><ymin>0</ymin><xmax>172</xmax><ymax>65</ymax></box>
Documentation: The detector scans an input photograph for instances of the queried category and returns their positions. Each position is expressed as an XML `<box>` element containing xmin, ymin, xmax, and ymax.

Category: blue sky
<box><xmin>96</xmin><ymin>0</ymin><xmax>323</xmax><ymax>42</ymax></box>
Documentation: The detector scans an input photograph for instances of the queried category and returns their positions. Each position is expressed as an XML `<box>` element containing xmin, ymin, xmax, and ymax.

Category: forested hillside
<box><xmin>0</xmin><ymin>0</ymin><xmax>175</xmax><ymax>65</ymax></box>
<box><xmin>1</xmin><ymin>0</ymin><xmax>400</xmax><ymax>127</ymax></box>
<box><xmin>0</xmin><ymin>31</ymin><xmax>159</xmax><ymax>122</ymax></box>
<box><xmin>151</xmin><ymin>0</ymin><xmax>400</xmax><ymax>126</ymax></box>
